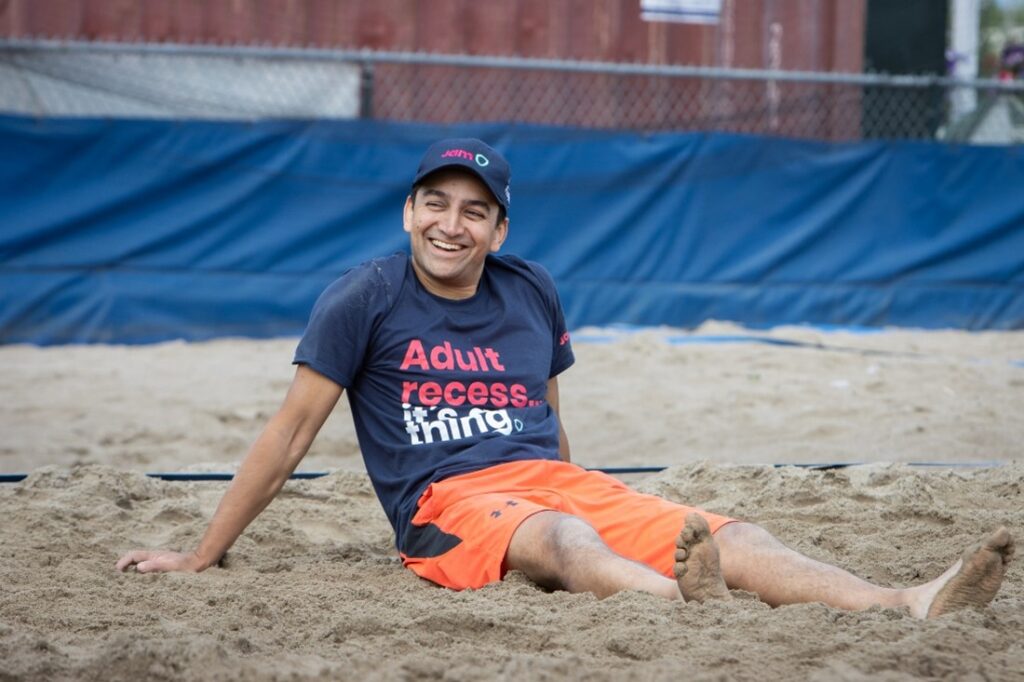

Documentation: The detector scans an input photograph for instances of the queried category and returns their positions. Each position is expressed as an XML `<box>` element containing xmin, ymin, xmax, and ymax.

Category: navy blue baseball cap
<box><xmin>412</xmin><ymin>138</ymin><xmax>511</xmax><ymax>212</ymax></box>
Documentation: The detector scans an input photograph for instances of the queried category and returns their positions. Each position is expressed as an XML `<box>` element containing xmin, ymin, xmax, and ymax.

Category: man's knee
<box><xmin>547</xmin><ymin>514</ymin><xmax>605</xmax><ymax>556</ymax></box>
<box><xmin>714</xmin><ymin>521</ymin><xmax>783</xmax><ymax>552</ymax></box>
<box><xmin>507</xmin><ymin>511</ymin><xmax>605</xmax><ymax>586</ymax></box>
<box><xmin>526</xmin><ymin>512</ymin><xmax>604</xmax><ymax>558</ymax></box>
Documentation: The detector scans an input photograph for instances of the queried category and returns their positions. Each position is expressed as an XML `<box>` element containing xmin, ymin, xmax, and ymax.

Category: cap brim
<box><xmin>412</xmin><ymin>162</ymin><xmax>508</xmax><ymax>211</ymax></box>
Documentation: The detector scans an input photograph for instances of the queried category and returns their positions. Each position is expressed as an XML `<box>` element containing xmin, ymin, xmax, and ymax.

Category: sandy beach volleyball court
<box><xmin>2</xmin><ymin>324</ymin><xmax>1022</xmax><ymax>680</ymax></box>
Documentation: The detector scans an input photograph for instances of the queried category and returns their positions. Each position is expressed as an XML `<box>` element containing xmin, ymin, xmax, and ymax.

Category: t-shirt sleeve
<box><xmin>526</xmin><ymin>261</ymin><xmax>575</xmax><ymax>379</ymax></box>
<box><xmin>293</xmin><ymin>262</ymin><xmax>390</xmax><ymax>388</ymax></box>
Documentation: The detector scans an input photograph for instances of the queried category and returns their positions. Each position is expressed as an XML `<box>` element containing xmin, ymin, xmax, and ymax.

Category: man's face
<box><xmin>403</xmin><ymin>168</ymin><xmax>508</xmax><ymax>299</ymax></box>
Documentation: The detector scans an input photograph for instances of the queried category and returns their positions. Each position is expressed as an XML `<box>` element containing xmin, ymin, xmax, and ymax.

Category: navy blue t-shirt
<box><xmin>294</xmin><ymin>252</ymin><xmax>574</xmax><ymax>552</ymax></box>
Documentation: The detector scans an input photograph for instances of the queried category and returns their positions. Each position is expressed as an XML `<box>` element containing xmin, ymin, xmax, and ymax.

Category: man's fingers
<box><xmin>117</xmin><ymin>551</ymin><xmax>198</xmax><ymax>573</ymax></box>
<box><xmin>115</xmin><ymin>550</ymin><xmax>151</xmax><ymax>572</ymax></box>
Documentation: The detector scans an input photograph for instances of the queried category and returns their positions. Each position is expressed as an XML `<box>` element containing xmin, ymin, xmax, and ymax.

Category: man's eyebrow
<box><xmin>421</xmin><ymin>188</ymin><xmax>449</xmax><ymax>200</ymax></box>
<box><xmin>462</xmin><ymin>199</ymin><xmax>493</xmax><ymax>213</ymax></box>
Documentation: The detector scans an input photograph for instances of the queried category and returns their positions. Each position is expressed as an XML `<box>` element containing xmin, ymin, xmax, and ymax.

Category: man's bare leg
<box><xmin>506</xmin><ymin>510</ymin><xmax>1013</xmax><ymax>618</ymax></box>
<box><xmin>506</xmin><ymin>511</ymin><xmax>681</xmax><ymax>600</ymax></box>
<box><xmin>713</xmin><ymin>521</ymin><xmax>1014</xmax><ymax>619</ymax></box>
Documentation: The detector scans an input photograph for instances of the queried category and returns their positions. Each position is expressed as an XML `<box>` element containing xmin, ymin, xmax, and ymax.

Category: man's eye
<box><xmin>426</xmin><ymin>202</ymin><xmax>444</xmax><ymax>209</ymax></box>
<box><xmin>467</xmin><ymin>211</ymin><xmax>485</xmax><ymax>219</ymax></box>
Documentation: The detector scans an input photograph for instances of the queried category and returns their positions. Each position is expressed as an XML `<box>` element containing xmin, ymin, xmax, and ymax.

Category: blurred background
<box><xmin>1</xmin><ymin>0</ymin><xmax>1022</xmax><ymax>344</ymax></box>
<box><xmin>4</xmin><ymin>0</ymin><xmax>1024</xmax><ymax>138</ymax></box>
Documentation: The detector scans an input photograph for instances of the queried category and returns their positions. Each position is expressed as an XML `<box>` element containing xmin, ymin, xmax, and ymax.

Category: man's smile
<box><xmin>429</xmin><ymin>238</ymin><xmax>467</xmax><ymax>252</ymax></box>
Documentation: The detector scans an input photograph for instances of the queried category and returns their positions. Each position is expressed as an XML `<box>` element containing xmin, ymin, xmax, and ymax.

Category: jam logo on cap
<box><xmin>441</xmin><ymin>149</ymin><xmax>489</xmax><ymax>167</ymax></box>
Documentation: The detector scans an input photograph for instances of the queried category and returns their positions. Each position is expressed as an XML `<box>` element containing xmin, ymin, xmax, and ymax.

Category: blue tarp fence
<box><xmin>2</xmin><ymin>115</ymin><xmax>1022</xmax><ymax>344</ymax></box>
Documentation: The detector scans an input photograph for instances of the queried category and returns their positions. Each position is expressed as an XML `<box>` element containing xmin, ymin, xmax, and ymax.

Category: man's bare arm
<box><xmin>546</xmin><ymin>376</ymin><xmax>571</xmax><ymax>462</ymax></box>
<box><xmin>115</xmin><ymin>364</ymin><xmax>343</xmax><ymax>573</ymax></box>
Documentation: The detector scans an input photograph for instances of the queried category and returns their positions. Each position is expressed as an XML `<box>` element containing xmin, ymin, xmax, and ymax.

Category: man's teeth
<box><xmin>431</xmin><ymin>239</ymin><xmax>464</xmax><ymax>251</ymax></box>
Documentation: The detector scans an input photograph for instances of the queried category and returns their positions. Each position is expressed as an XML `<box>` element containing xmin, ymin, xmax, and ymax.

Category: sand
<box><xmin>2</xmin><ymin>324</ymin><xmax>1023</xmax><ymax>680</ymax></box>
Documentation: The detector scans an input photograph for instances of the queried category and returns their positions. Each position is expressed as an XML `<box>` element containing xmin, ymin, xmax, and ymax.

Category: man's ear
<box><xmin>402</xmin><ymin>195</ymin><xmax>414</xmax><ymax>234</ymax></box>
<box><xmin>490</xmin><ymin>217</ymin><xmax>509</xmax><ymax>253</ymax></box>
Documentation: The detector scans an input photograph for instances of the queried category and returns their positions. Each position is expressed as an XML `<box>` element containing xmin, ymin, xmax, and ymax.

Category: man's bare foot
<box><xmin>674</xmin><ymin>513</ymin><xmax>731</xmax><ymax>603</ymax></box>
<box><xmin>911</xmin><ymin>527</ymin><xmax>1014</xmax><ymax>619</ymax></box>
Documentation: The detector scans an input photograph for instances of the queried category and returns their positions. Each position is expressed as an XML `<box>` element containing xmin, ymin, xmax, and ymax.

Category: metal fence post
<box><xmin>359</xmin><ymin>60</ymin><xmax>374</xmax><ymax>120</ymax></box>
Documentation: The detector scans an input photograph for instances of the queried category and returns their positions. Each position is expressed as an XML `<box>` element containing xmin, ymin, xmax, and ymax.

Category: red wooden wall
<box><xmin>1</xmin><ymin>0</ymin><xmax>864</xmax><ymax>72</ymax></box>
<box><xmin>1</xmin><ymin>1</ymin><xmax>865</xmax><ymax>137</ymax></box>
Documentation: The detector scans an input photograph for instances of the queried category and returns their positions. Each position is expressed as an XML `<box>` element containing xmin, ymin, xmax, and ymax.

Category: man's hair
<box><xmin>410</xmin><ymin>182</ymin><xmax>507</xmax><ymax>226</ymax></box>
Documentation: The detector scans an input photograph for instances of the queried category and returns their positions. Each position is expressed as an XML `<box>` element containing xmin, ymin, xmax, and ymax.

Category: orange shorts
<box><xmin>399</xmin><ymin>459</ymin><xmax>737</xmax><ymax>590</ymax></box>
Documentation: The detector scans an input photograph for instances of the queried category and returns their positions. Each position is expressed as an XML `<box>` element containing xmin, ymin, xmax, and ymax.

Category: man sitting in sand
<box><xmin>117</xmin><ymin>139</ymin><xmax>1013</xmax><ymax>617</ymax></box>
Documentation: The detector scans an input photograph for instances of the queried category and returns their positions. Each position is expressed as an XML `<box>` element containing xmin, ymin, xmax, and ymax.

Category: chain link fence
<box><xmin>2</xmin><ymin>39</ymin><xmax>1023</xmax><ymax>144</ymax></box>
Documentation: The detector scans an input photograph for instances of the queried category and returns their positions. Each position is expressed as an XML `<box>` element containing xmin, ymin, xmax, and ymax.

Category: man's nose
<box><xmin>437</xmin><ymin>209</ymin><xmax>463</xmax><ymax>236</ymax></box>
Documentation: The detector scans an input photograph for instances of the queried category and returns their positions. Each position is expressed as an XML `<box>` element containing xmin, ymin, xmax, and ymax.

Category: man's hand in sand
<box><xmin>115</xmin><ymin>550</ymin><xmax>206</xmax><ymax>574</ymax></box>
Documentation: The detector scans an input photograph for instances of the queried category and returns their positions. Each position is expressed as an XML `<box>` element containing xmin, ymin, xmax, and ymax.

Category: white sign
<box><xmin>641</xmin><ymin>0</ymin><xmax>722</xmax><ymax>25</ymax></box>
